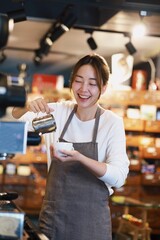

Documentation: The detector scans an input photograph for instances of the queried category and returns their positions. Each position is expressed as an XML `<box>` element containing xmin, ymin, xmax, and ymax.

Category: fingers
<box><xmin>50</xmin><ymin>145</ymin><xmax>60</xmax><ymax>159</ymax></box>
<box><xmin>27</xmin><ymin>98</ymin><xmax>51</xmax><ymax>114</ymax></box>
<box><xmin>60</xmin><ymin>149</ymin><xmax>73</xmax><ymax>157</ymax></box>
<box><xmin>49</xmin><ymin>146</ymin><xmax>78</xmax><ymax>161</ymax></box>
<box><xmin>57</xmin><ymin>149</ymin><xmax>77</xmax><ymax>161</ymax></box>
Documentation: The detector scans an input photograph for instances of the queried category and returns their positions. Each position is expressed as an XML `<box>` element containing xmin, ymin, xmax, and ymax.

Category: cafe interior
<box><xmin>0</xmin><ymin>0</ymin><xmax>160</xmax><ymax>239</ymax></box>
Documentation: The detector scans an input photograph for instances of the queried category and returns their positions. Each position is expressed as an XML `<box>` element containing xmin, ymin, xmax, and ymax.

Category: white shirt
<box><xmin>18</xmin><ymin>100</ymin><xmax>129</xmax><ymax>195</ymax></box>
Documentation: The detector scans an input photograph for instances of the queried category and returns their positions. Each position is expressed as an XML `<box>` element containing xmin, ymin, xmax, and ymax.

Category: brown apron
<box><xmin>39</xmin><ymin>106</ymin><xmax>112</xmax><ymax>240</ymax></box>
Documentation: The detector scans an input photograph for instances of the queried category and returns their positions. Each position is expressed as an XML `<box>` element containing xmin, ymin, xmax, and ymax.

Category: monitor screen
<box><xmin>0</xmin><ymin>121</ymin><xmax>28</xmax><ymax>154</ymax></box>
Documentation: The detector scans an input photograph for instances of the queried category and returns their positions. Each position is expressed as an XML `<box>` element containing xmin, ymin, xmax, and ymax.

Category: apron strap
<box><xmin>59</xmin><ymin>105</ymin><xmax>101</xmax><ymax>143</ymax></box>
<box><xmin>92</xmin><ymin>107</ymin><xmax>101</xmax><ymax>143</ymax></box>
<box><xmin>59</xmin><ymin>104</ymin><xmax>77</xmax><ymax>140</ymax></box>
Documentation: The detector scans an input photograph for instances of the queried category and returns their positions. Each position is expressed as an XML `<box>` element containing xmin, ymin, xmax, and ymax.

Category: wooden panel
<box><xmin>124</xmin><ymin>118</ymin><xmax>145</xmax><ymax>131</ymax></box>
<box><xmin>143</xmin><ymin>91</ymin><xmax>160</xmax><ymax>106</ymax></box>
<box><xmin>147</xmin><ymin>209</ymin><xmax>160</xmax><ymax>231</ymax></box>
<box><xmin>145</xmin><ymin>120</ymin><xmax>160</xmax><ymax>133</ymax></box>
<box><xmin>129</xmin><ymin>159</ymin><xmax>141</xmax><ymax>171</ymax></box>
<box><xmin>114</xmin><ymin>186</ymin><xmax>141</xmax><ymax>199</ymax></box>
<box><xmin>140</xmin><ymin>186</ymin><xmax>160</xmax><ymax>202</ymax></box>
<box><xmin>139</xmin><ymin>136</ymin><xmax>155</xmax><ymax>148</ymax></box>
<box><xmin>4</xmin><ymin>175</ymin><xmax>30</xmax><ymax>185</ymax></box>
<box><xmin>101</xmin><ymin>90</ymin><xmax>160</xmax><ymax>107</ymax></box>
<box><xmin>125</xmin><ymin>172</ymin><xmax>141</xmax><ymax>185</ymax></box>
<box><xmin>128</xmin><ymin>91</ymin><xmax>144</xmax><ymax>105</ymax></box>
<box><xmin>142</xmin><ymin>147</ymin><xmax>160</xmax><ymax>159</ymax></box>
<box><xmin>126</xmin><ymin>135</ymin><xmax>141</xmax><ymax>146</ymax></box>
<box><xmin>141</xmin><ymin>173</ymin><xmax>160</xmax><ymax>186</ymax></box>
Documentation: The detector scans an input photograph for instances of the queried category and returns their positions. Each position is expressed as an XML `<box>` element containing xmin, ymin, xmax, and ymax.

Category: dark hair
<box><xmin>69</xmin><ymin>53</ymin><xmax>110</xmax><ymax>92</ymax></box>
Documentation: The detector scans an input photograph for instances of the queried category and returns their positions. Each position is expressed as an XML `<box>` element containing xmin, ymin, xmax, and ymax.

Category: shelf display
<box><xmin>0</xmin><ymin>143</ymin><xmax>47</xmax><ymax>214</ymax></box>
<box><xmin>100</xmin><ymin>89</ymin><xmax>160</xmax><ymax>235</ymax></box>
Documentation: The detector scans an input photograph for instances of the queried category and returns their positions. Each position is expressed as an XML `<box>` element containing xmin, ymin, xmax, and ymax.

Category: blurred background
<box><xmin>0</xmin><ymin>0</ymin><xmax>159</xmax><ymax>89</ymax></box>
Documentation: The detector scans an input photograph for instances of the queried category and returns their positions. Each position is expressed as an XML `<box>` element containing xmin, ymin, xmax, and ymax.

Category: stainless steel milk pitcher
<box><xmin>32</xmin><ymin>114</ymin><xmax>57</xmax><ymax>134</ymax></box>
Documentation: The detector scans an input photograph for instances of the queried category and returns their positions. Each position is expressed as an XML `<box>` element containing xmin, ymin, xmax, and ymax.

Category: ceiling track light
<box><xmin>34</xmin><ymin>5</ymin><xmax>77</xmax><ymax>65</ymax></box>
<box><xmin>85</xmin><ymin>29</ymin><xmax>98</xmax><ymax>51</ymax></box>
<box><xmin>87</xmin><ymin>36</ymin><xmax>98</xmax><ymax>50</ymax></box>
<box><xmin>0</xmin><ymin>7</ymin><xmax>26</xmax><ymax>51</ymax></box>
<box><xmin>45</xmin><ymin>37</ymin><xmax>53</xmax><ymax>47</ymax></box>
<box><xmin>0</xmin><ymin>14</ymin><xmax>15</xmax><ymax>49</ymax></box>
<box><xmin>125</xmin><ymin>41</ymin><xmax>137</xmax><ymax>55</ymax></box>
<box><xmin>61</xmin><ymin>24</ymin><xmax>69</xmax><ymax>32</ymax></box>
<box><xmin>7</xmin><ymin>8</ymin><xmax>26</xmax><ymax>23</ymax></box>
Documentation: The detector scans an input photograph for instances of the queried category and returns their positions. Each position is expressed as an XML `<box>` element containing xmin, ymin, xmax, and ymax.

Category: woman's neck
<box><xmin>75</xmin><ymin>105</ymin><xmax>100</xmax><ymax>121</ymax></box>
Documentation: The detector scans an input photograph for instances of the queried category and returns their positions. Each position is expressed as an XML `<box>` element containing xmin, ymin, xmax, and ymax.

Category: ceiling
<box><xmin>0</xmin><ymin>0</ymin><xmax>160</xmax><ymax>86</ymax></box>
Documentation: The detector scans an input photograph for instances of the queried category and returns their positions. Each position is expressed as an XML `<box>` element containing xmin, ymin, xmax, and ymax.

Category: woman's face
<box><xmin>72</xmin><ymin>64</ymin><xmax>105</xmax><ymax>109</ymax></box>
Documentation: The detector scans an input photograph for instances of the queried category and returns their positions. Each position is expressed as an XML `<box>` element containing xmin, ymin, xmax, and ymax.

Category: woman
<box><xmin>12</xmin><ymin>53</ymin><xmax>129</xmax><ymax>240</ymax></box>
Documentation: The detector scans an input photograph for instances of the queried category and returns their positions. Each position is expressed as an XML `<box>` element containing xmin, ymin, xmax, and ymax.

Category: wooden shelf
<box><xmin>0</xmin><ymin>145</ymin><xmax>47</xmax><ymax>214</ymax></box>
<box><xmin>103</xmin><ymin>90</ymin><xmax>160</xmax><ymax>235</ymax></box>
<box><xmin>141</xmin><ymin>173</ymin><xmax>160</xmax><ymax>186</ymax></box>
<box><xmin>100</xmin><ymin>90</ymin><xmax>160</xmax><ymax>107</ymax></box>
<box><xmin>145</xmin><ymin>120</ymin><xmax>160</xmax><ymax>133</ymax></box>
<box><xmin>124</xmin><ymin>118</ymin><xmax>145</xmax><ymax>131</ymax></box>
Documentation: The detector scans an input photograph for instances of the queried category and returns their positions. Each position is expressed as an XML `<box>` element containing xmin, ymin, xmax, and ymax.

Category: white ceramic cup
<box><xmin>55</xmin><ymin>142</ymin><xmax>74</xmax><ymax>157</ymax></box>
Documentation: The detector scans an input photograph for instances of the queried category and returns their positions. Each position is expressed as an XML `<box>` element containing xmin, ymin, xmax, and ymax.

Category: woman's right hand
<box><xmin>12</xmin><ymin>97</ymin><xmax>54</xmax><ymax>119</ymax></box>
<box><xmin>27</xmin><ymin>98</ymin><xmax>52</xmax><ymax>114</ymax></box>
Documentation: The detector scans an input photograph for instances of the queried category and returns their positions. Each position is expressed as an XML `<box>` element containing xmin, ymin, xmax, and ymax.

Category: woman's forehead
<box><xmin>76</xmin><ymin>64</ymin><xmax>96</xmax><ymax>78</ymax></box>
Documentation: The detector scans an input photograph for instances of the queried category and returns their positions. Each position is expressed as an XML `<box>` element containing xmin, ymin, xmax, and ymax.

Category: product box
<box><xmin>140</xmin><ymin>104</ymin><xmax>157</xmax><ymax>121</ymax></box>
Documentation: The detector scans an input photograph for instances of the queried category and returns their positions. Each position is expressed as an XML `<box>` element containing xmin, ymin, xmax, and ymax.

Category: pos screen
<box><xmin>0</xmin><ymin>121</ymin><xmax>28</xmax><ymax>154</ymax></box>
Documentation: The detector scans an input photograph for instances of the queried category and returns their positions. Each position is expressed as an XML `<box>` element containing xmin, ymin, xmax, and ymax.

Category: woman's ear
<box><xmin>101</xmin><ymin>84</ymin><xmax>107</xmax><ymax>95</ymax></box>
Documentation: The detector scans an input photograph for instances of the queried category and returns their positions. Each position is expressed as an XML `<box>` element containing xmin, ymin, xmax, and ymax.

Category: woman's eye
<box><xmin>90</xmin><ymin>83</ymin><xmax>97</xmax><ymax>86</ymax></box>
<box><xmin>75</xmin><ymin>79</ymin><xmax>82</xmax><ymax>83</ymax></box>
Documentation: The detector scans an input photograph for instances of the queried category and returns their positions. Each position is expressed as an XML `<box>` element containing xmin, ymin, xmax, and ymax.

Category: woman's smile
<box><xmin>78</xmin><ymin>93</ymin><xmax>91</xmax><ymax>100</ymax></box>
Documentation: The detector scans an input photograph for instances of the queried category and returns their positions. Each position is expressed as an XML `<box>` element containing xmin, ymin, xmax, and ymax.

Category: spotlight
<box><xmin>0</xmin><ymin>14</ymin><xmax>13</xmax><ymax>49</ymax></box>
<box><xmin>125</xmin><ymin>41</ymin><xmax>137</xmax><ymax>55</ymax></box>
<box><xmin>60</xmin><ymin>10</ymin><xmax>77</xmax><ymax>30</ymax></box>
<box><xmin>34</xmin><ymin>49</ymin><xmax>43</xmax><ymax>65</ymax></box>
<box><xmin>87</xmin><ymin>36</ymin><xmax>98</xmax><ymax>50</ymax></box>
<box><xmin>34</xmin><ymin>55</ymin><xmax>42</xmax><ymax>66</ymax></box>
<box><xmin>34</xmin><ymin>41</ymin><xmax>52</xmax><ymax>65</ymax></box>
<box><xmin>34</xmin><ymin>5</ymin><xmax>77</xmax><ymax>64</ymax></box>
<box><xmin>7</xmin><ymin>9</ymin><xmax>26</xmax><ymax>23</ymax></box>
<box><xmin>48</xmin><ymin>11</ymin><xmax>77</xmax><ymax>44</ymax></box>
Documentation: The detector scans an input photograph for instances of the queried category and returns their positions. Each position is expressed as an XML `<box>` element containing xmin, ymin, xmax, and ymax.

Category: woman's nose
<box><xmin>80</xmin><ymin>82</ymin><xmax>88</xmax><ymax>90</ymax></box>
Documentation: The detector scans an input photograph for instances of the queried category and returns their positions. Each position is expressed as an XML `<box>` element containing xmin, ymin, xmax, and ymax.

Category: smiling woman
<box><xmin>12</xmin><ymin>53</ymin><xmax>129</xmax><ymax>240</ymax></box>
<box><xmin>71</xmin><ymin>64</ymin><xmax>107</xmax><ymax>119</ymax></box>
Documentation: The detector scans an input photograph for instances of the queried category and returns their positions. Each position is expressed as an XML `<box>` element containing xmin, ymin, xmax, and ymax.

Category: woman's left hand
<box><xmin>50</xmin><ymin>145</ymin><xmax>81</xmax><ymax>162</ymax></box>
<box><xmin>50</xmin><ymin>145</ymin><xmax>107</xmax><ymax>178</ymax></box>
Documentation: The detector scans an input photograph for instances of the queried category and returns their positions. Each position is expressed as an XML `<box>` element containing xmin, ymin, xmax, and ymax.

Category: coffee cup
<box><xmin>55</xmin><ymin>142</ymin><xmax>74</xmax><ymax>157</ymax></box>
